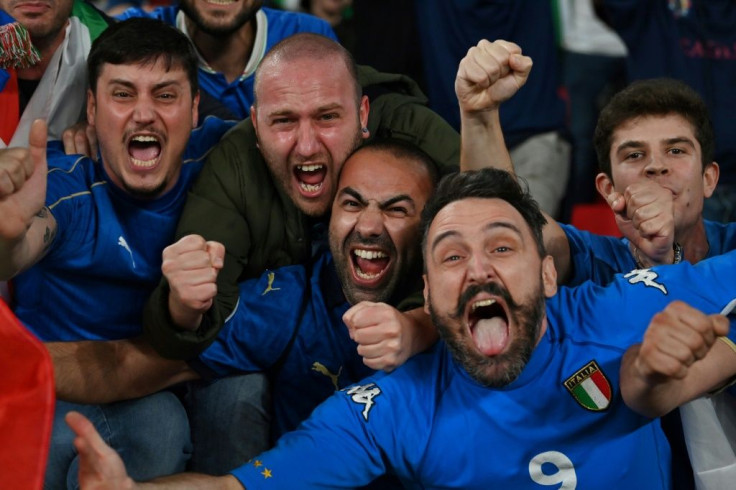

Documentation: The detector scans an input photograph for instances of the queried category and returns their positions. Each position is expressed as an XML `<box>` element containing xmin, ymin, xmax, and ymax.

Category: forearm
<box><xmin>49</xmin><ymin>338</ymin><xmax>198</xmax><ymax>404</ymax></box>
<box><xmin>0</xmin><ymin>209</ymin><xmax>56</xmax><ymax>280</ymax></box>
<box><xmin>459</xmin><ymin>108</ymin><xmax>513</xmax><ymax>173</ymax></box>
<box><xmin>138</xmin><ymin>473</ymin><xmax>243</xmax><ymax>489</ymax></box>
<box><xmin>621</xmin><ymin>340</ymin><xmax>736</xmax><ymax>418</ymax></box>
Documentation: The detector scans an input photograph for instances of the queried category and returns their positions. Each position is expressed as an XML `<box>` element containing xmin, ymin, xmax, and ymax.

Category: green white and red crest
<box><xmin>563</xmin><ymin>360</ymin><xmax>612</xmax><ymax>411</ymax></box>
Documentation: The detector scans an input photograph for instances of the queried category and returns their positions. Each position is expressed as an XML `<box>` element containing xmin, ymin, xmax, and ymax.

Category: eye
<box><xmin>624</xmin><ymin>151</ymin><xmax>644</xmax><ymax>160</ymax></box>
<box><xmin>385</xmin><ymin>206</ymin><xmax>408</xmax><ymax>217</ymax></box>
<box><xmin>492</xmin><ymin>246</ymin><xmax>511</xmax><ymax>253</ymax></box>
<box><xmin>669</xmin><ymin>147</ymin><xmax>685</xmax><ymax>155</ymax></box>
<box><xmin>272</xmin><ymin>117</ymin><xmax>294</xmax><ymax>125</ymax></box>
<box><xmin>320</xmin><ymin>112</ymin><xmax>339</xmax><ymax>121</ymax></box>
<box><xmin>157</xmin><ymin>92</ymin><xmax>176</xmax><ymax>100</ymax></box>
<box><xmin>341</xmin><ymin>198</ymin><xmax>362</xmax><ymax>210</ymax></box>
<box><xmin>113</xmin><ymin>90</ymin><xmax>132</xmax><ymax>99</ymax></box>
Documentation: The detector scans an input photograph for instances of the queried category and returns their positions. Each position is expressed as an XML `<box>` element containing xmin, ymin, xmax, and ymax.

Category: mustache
<box><xmin>450</xmin><ymin>282</ymin><xmax>519</xmax><ymax>320</ymax></box>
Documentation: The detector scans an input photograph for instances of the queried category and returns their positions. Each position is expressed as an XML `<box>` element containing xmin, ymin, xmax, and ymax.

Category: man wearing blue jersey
<box><xmin>66</xmin><ymin>167</ymin><xmax>736</xmax><ymax>488</ymax></box>
<box><xmin>0</xmin><ymin>18</ymin><xmax>259</xmax><ymax>487</ymax></box>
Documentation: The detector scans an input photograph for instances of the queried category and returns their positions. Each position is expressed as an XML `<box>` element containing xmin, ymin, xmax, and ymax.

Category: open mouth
<box><xmin>204</xmin><ymin>0</ymin><xmax>237</xmax><ymax>5</ymax></box>
<box><xmin>128</xmin><ymin>135</ymin><xmax>161</xmax><ymax>169</ymax></box>
<box><xmin>294</xmin><ymin>164</ymin><xmax>327</xmax><ymax>195</ymax></box>
<box><xmin>351</xmin><ymin>248</ymin><xmax>390</xmax><ymax>284</ymax></box>
<box><xmin>467</xmin><ymin>298</ymin><xmax>509</xmax><ymax>356</ymax></box>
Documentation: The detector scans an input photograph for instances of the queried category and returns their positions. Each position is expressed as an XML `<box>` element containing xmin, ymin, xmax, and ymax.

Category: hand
<box><xmin>62</xmin><ymin>121</ymin><xmax>99</xmax><ymax>161</ymax></box>
<box><xmin>455</xmin><ymin>39</ymin><xmax>533</xmax><ymax>114</ymax></box>
<box><xmin>0</xmin><ymin>119</ymin><xmax>47</xmax><ymax>242</ymax></box>
<box><xmin>343</xmin><ymin>302</ymin><xmax>414</xmax><ymax>372</ymax></box>
<box><xmin>162</xmin><ymin>235</ymin><xmax>225</xmax><ymax>330</ymax></box>
<box><xmin>636</xmin><ymin>301</ymin><xmax>729</xmax><ymax>381</ymax></box>
<box><xmin>606</xmin><ymin>181</ymin><xmax>675</xmax><ymax>266</ymax></box>
<box><xmin>66</xmin><ymin>411</ymin><xmax>136</xmax><ymax>489</ymax></box>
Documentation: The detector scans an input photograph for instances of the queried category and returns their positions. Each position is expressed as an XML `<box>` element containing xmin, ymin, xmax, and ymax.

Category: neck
<box><xmin>677</xmin><ymin>218</ymin><xmax>710</xmax><ymax>264</ymax></box>
<box><xmin>311</xmin><ymin>6</ymin><xmax>343</xmax><ymax>26</ymax></box>
<box><xmin>185</xmin><ymin>17</ymin><xmax>256</xmax><ymax>83</ymax></box>
<box><xmin>17</xmin><ymin>22</ymin><xmax>68</xmax><ymax>80</ymax></box>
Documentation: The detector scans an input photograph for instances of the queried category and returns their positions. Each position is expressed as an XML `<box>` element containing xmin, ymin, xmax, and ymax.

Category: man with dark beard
<box><xmin>66</xmin><ymin>167</ymin><xmax>736</xmax><ymax>489</ymax></box>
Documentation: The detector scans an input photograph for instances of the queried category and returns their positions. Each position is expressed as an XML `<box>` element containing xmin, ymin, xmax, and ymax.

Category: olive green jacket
<box><xmin>143</xmin><ymin>66</ymin><xmax>460</xmax><ymax>359</ymax></box>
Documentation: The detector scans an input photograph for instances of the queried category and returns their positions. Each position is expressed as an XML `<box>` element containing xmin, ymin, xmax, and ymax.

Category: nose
<box><xmin>294</xmin><ymin>121</ymin><xmax>320</xmax><ymax>158</ymax></box>
<box><xmin>644</xmin><ymin>155</ymin><xmax>670</xmax><ymax>178</ymax></box>
<box><xmin>132</xmin><ymin>97</ymin><xmax>155</xmax><ymax>124</ymax></box>
<box><xmin>355</xmin><ymin>204</ymin><xmax>384</xmax><ymax>238</ymax></box>
<box><xmin>466</xmin><ymin>251</ymin><xmax>494</xmax><ymax>284</ymax></box>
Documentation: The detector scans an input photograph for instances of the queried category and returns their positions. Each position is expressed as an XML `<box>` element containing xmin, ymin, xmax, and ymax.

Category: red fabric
<box><xmin>0</xmin><ymin>68</ymin><xmax>20</xmax><ymax>145</ymax></box>
<box><xmin>0</xmin><ymin>298</ymin><xmax>55</xmax><ymax>489</ymax></box>
<box><xmin>570</xmin><ymin>200</ymin><xmax>622</xmax><ymax>238</ymax></box>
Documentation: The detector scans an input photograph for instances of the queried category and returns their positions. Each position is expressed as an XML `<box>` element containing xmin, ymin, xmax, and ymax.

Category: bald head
<box><xmin>253</xmin><ymin>33</ymin><xmax>361</xmax><ymax>106</ymax></box>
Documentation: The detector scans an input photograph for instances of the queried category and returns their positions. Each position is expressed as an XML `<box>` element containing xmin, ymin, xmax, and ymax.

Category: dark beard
<box><xmin>429</xmin><ymin>280</ymin><xmax>546</xmax><ymax>387</ymax></box>
<box><xmin>180</xmin><ymin>0</ymin><xmax>262</xmax><ymax>37</ymax></box>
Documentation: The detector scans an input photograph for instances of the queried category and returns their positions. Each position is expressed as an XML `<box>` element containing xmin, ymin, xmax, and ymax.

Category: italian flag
<box><xmin>566</xmin><ymin>361</ymin><xmax>612</xmax><ymax>411</ymax></box>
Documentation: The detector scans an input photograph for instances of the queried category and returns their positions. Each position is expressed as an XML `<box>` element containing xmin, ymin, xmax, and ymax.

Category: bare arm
<box><xmin>454</xmin><ymin>41</ymin><xmax>573</xmax><ymax>281</ymax></box>
<box><xmin>620</xmin><ymin>301</ymin><xmax>736</xmax><ymax>418</ymax></box>
<box><xmin>66</xmin><ymin>411</ymin><xmax>244</xmax><ymax>490</ymax></box>
<box><xmin>48</xmin><ymin>337</ymin><xmax>200</xmax><ymax>404</ymax></box>
<box><xmin>0</xmin><ymin>119</ymin><xmax>56</xmax><ymax>280</ymax></box>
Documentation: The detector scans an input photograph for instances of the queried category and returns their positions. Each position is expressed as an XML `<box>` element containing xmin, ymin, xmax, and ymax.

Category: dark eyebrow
<box><xmin>338</xmin><ymin>187</ymin><xmax>416</xmax><ymax>210</ymax></box>
<box><xmin>663</xmin><ymin>137</ymin><xmax>696</xmax><ymax>148</ymax></box>
<box><xmin>615</xmin><ymin>140</ymin><xmax>646</xmax><ymax>154</ymax></box>
<box><xmin>430</xmin><ymin>221</ymin><xmax>523</xmax><ymax>254</ymax></box>
<box><xmin>109</xmin><ymin>79</ymin><xmax>182</xmax><ymax>92</ymax></box>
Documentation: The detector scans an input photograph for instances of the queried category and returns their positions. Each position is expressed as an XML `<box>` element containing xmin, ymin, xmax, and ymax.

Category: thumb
<box><xmin>606</xmin><ymin>190</ymin><xmax>625</xmax><ymax>214</ymax></box>
<box><xmin>205</xmin><ymin>241</ymin><xmax>225</xmax><ymax>269</ymax></box>
<box><xmin>29</xmin><ymin>119</ymin><xmax>48</xmax><ymax>176</ymax></box>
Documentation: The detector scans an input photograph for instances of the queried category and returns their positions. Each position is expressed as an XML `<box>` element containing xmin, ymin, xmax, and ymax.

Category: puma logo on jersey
<box><xmin>261</xmin><ymin>272</ymin><xmax>281</xmax><ymax>296</ymax></box>
<box><xmin>624</xmin><ymin>268</ymin><xmax>667</xmax><ymax>294</ymax></box>
<box><xmin>311</xmin><ymin>362</ymin><xmax>342</xmax><ymax>390</ymax></box>
<box><xmin>345</xmin><ymin>383</ymin><xmax>381</xmax><ymax>421</ymax></box>
<box><xmin>117</xmin><ymin>236</ymin><xmax>136</xmax><ymax>268</ymax></box>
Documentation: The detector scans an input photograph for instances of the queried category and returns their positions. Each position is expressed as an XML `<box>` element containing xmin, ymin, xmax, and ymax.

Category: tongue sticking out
<box><xmin>472</xmin><ymin>317</ymin><xmax>509</xmax><ymax>356</ymax></box>
<box><xmin>129</xmin><ymin>140</ymin><xmax>161</xmax><ymax>164</ymax></box>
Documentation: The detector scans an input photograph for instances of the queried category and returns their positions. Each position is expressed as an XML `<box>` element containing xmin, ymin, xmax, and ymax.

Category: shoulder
<box><xmin>262</xmin><ymin>7</ymin><xmax>336</xmax><ymax>39</ymax></box>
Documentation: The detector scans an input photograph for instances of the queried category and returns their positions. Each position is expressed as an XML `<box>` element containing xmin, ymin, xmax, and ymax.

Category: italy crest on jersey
<box><xmin>563</xmin><ymin>360</ymin><xmax>612</xmax><ymax>411</ymax></box>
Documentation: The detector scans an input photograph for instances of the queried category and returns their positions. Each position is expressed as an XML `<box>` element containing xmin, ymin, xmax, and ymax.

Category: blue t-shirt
<box><xmin>12</xmin><ymin>117</ymin><xmax>234</xmax><ymax>341</ymax></box>
<box><xmin>118</xmin><ymin>7</ymin><xmax>337</xmax><ymax>121</ymax></box>
<box><xmin>232</xmin><ymin>251</ymin><xmax>736</xmax><ymax>488</ymax></box>
<box><xmin>193</xmin><ymin>251</ymin><xmax>374</xmax><ymax>441</ymax></box>
<box><xmin>561</xmin><ymin>220</ymin><xmax>736</xmax><ymax>287</ymax></box>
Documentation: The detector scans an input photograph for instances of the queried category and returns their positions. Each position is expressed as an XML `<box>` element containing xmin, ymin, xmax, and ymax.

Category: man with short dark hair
<box><xmin>0</xmin><ymin>18</ymin><xmax>233</xmax><ymax>487</ymax></box>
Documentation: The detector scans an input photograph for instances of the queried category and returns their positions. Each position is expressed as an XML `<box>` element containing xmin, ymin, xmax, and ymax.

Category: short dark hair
<box><xmin>87</xmin><ymin>18</ymin><xmax>199</xmax><ymax>97</ymax></box>
<box><xmin>253</xmin><ymin>32</ymin><xmax>361</xmax><ymax>106</ymax></box>
<box><xmin>594</xmin><ymin>78</ymin><xmax>714</xmax><ymax>177</ymax></box>
<box><xmin>349</xmin><ymin>138</ymin><xmax>440</xmax><ymax>188</ymax></box>
<box><xmin>420</xmin><ymin>169</ymin><xmax>548</xmax><ymax>259</ymax></box>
